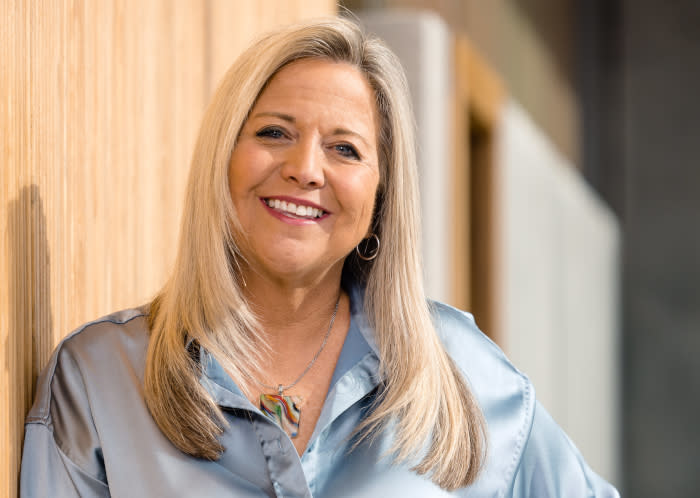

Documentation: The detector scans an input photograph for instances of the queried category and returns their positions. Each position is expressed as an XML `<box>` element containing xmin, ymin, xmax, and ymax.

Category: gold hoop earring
<box><xmin>355</xmin><ymin>233</ymin><xmax>380</xmax><ymax>261</ymax></box>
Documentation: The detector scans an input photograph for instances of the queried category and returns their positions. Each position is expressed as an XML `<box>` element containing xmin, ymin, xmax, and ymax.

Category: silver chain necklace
<box><xmin>254</xmin><ymin>294</ymin><xmax>341</xmax><ymax>438</ymax></box>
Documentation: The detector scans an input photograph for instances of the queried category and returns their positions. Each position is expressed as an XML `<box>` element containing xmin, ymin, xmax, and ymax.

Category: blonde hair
<box><xmin>145</xmin><ymin>16</ymin><xmax>485</xmax><ymax>490</ymax></box>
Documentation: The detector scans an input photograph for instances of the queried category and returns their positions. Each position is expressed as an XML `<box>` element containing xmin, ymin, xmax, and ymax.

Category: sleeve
<box><xmin>20</xmin><ymin>423</ymin><xmax>110</xmax><ymax>498</ymax></box>
<box><xmin>511</xmin><ymin>402</ymin><xmax>619</xmax><ymax>498</ymax></box>
<box><xmin>19</xmin><ymin>333</ymin><xmax>111</xmax><ymax>498</ymax></box>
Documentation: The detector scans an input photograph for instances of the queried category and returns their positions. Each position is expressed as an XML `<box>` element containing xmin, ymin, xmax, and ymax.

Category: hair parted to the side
<box><xmin>145</xmin><ymin>16</ymin><xmax>485</xmax><ymax>491</ymax></box>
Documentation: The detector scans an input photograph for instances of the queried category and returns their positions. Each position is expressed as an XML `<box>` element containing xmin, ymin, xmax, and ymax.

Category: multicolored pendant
<box><xmin>260</xmin><ymin>393</ymin><xmax>302</xmax><ymax>438</ymax></box>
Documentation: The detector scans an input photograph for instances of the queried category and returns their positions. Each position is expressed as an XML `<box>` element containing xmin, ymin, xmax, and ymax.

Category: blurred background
<box><xmin>2</xmin><ymin>1</ymin><xmax>699</xmax><ymax>496</ymax></box>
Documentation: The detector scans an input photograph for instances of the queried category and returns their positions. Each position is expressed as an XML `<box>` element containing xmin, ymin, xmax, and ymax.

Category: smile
<box><xmin>262</xmin><ymin>198</ymin><xmax>327</xmax><ymax>220</ymax></box>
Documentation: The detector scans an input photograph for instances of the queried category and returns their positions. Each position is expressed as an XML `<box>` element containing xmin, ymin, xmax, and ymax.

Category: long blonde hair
<box><xmin>145</xmin><ymin>17</ymin><xmax>485</xmax><ymax>490</ymax></box>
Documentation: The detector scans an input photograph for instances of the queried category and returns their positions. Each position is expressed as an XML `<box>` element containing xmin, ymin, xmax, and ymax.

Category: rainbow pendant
<box><xmin>260</xmin><ymin>393</ymin><xmax>302</xmax><ymax>438</ymax></box>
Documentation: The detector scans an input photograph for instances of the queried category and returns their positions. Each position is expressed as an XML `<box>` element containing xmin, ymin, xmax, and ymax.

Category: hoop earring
<box><xmin>355</xmin><ymin>233</ymin><xmax>380</xmax><ymax>261</ymax></box>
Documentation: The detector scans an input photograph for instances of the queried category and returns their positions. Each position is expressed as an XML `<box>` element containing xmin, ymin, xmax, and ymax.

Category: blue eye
<box><xmin>335</xmin><ymin>144</ymin><xmax>360</xmax><ymax>159</ymax></box>
<box><xmin>256</xmin><ymin>127</ymin><xmax>285</xmax><ymax>139</ymax></box>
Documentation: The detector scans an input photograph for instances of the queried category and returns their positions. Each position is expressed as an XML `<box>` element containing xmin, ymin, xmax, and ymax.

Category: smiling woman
<box><xmin>228</xmin><ymin>58</ymin><xmax>382</xmax><ymax>453</ymax></box>
<box><xmin>229</xmin><ymin>59</ymin><xmax>380</xmax><ymax>294</ymax></box>
<box><xmin>19</xmin><ymin>16</ymin><xmax>618</xmax><ymax>498</ymax></box>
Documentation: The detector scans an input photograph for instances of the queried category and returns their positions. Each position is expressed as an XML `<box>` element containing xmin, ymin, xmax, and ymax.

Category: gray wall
<box><xmin>582</xmin><ymin>1</ymin><xmax>700</xmax><ymax>495</ymax></box>
<box><xmin>623</xmin><ymin>2</ymin><xmax>700</xmax><ymax>495</ymax></box>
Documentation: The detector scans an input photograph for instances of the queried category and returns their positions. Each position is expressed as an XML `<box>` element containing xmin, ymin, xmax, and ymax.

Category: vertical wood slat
<box><xmin>451</xmin><ymin>36</ymin><xmax>504</xmax><ymax>342</ymax></box>
<box><xmin>0</xmin><ymin>2</ymin><xmax>335</xmax><ymax>497</ymax></box>
<box><xmin>451</xmin><ymin>37</ymin><xmax>473</xmax><ymax>312</ymax></box>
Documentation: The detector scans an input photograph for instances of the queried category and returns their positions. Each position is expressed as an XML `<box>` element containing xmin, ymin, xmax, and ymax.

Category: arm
<box><xmin>20</xmin><ymin>334</ymin><xmax>110</xmax><ymax>498</ymax></box>
<box><xmin>20</xmin><ymin>423</ymin><xmax>110</xmax><ymax>498</ymax></box>
<box><xmin>511</xmin><ymin>402</ymin><xmax>619</xmax><ymax>498</ymax></box>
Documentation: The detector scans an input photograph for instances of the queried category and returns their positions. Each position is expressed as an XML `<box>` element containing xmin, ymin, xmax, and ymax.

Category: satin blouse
<box><xmin>20</xmin><ymin>282</ymin><xmax>619</xmax><ymax>497</ymax></box>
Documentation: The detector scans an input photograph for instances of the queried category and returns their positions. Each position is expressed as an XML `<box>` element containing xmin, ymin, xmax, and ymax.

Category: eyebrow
<box><xmin>331</xmin><ymin>128</ymin><xmax>371</xmax><ymax>147</ymax></box>
<box><xmin>251</xmin><ymin>112</ymin><xmax>372</xmax><ymax>147</ymax></box>
<box><xmin>252</xmin><ymin>111</ymin><xmax>295</xmax><ymax>122</ymax></box>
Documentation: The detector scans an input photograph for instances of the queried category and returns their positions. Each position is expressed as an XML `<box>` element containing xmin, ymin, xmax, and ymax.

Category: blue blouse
<box><xmin>20</xmin><ymin>283</ymin><xmax>619</xmax><ymax>497</ymax></box>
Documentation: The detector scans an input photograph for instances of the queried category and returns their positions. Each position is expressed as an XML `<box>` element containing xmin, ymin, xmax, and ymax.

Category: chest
<box><xmin>103</xmin><ymin>394</ymin><xmax>459</xmax><ymax>498</ymax></box>
<box><xmin>247</xmin><ymin>350</ymin><xmax>342</xmax><ymax>455</ymax></box>
<box><xmin>245</xmin><ymin>316</ymin><xmax>350</xmax><ymax>455</ymax></box>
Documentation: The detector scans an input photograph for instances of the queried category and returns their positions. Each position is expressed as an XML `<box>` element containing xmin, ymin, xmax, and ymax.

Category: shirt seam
<box><xmin>499</xmin><ymin>372</ymin><xmax>535</xmax><ymax>497</ymax></box>
<box><xmin>27</xmin><ymin>311</ymin><xmax>146</xmax><ymax>426</ymax></box>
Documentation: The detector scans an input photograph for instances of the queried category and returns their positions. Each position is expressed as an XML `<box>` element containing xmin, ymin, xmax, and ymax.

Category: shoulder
<box><xmin>27</xmin><ymin>307</ymin><xmax>150</xmax><ymax>426</ymax></box>
<box><xmin>429</xmin><ymin>301</ymin><xmax>533</xmax><ymax>416</ymax></box>
<box><xmin>430</xmin><ymin>301</ymin><xmax>618</xmax><ymax>496</ymax></box>
<box><xmin>430</xmin><ymin>301</ymin><xmax>528</xmax><ymax>389</ymax></box>
<box><xmin>430</xmin><ymin>301</ymin><xmax>536</xmax><ymax>493</ymax></box>
<box><xmin>22</xmin><ymin>308</ymin><xmax>150</xmax><ymax>491</ymax></box>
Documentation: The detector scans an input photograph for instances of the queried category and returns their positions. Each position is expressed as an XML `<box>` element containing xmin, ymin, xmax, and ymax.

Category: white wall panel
<box><xmin>361</xmin><ymin>11</ymin><xmax>452</xmax><ymax>303</ymax></box>
<box><xmin>497</xmin><ymin>100</ymin><xmax>621</xmax><ymax>485</ymax></box>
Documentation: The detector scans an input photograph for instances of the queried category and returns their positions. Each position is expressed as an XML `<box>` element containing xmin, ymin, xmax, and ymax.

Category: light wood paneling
<box><xmin>451</xmin><ymin>36</ymin><xmax>504</xmax><ymax>341</ymax></box>
<box><xmin>0</xmin><ymin>1</ymin><xmax>334</xmax><ymax>496</ymax></box>
<box><xmin>451</xmin><ymin>38</ymin><xmax>473</xmax><ymax>312</ymax></box>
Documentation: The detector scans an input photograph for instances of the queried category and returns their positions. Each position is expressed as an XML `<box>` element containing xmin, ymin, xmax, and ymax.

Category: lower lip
<box><xmin>260</xmin><ymin>199</ymin><xmax>328</xmax><ymax>226</ymax></box>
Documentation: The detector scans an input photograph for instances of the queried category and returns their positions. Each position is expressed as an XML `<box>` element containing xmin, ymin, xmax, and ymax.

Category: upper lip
<box><xmin>261</xmin><ymin>195</ymin><xmax>330</xmax><ymax>213</ymax></box>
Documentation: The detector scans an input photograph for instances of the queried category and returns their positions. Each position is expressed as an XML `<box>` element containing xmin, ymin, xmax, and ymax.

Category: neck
<box><xmin>241</xmin><ymin>264</ymin><xmax>345</xmax><ymax>346</ymax></box>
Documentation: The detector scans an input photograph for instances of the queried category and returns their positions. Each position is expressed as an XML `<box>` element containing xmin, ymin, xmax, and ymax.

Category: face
<box><xmin>228</xmin><ymin>59</ymin><xmax>380</xmax><ymax>285</ymax></box>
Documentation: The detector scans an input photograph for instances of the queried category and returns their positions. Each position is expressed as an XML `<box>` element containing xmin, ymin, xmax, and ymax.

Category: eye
<box><xmin>256</xmin><ymin>126</ymin><xmax>286</xmax><ymax>139</ymax></box>
<box><xmin>335</xmin><ymin>143</ymin><xmax>360</xmax><ymax>159</ymax></box>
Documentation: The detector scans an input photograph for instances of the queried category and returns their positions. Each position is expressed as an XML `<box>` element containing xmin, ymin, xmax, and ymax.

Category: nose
<box><xmin>280</xmin><ymin>140</ymin><xmax>325</xmax><ymax>189</ymax></box>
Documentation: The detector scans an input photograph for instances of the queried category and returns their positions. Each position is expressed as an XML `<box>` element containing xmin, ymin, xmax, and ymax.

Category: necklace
<box><xmin>256</xmin><ymin>295</ymin><xmax>340</xmax><ymax>438</ymax></box>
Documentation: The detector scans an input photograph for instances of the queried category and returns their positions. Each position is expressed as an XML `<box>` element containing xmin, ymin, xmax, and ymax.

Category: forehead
<box><xmin>264</xmin><ymin>58</ymin><xmax>374</xmax><ymax>99</ymax></box>
<box><xmin>253</xmin><ymin>59</ymin><xmax>379</xmax><ymax>131</ymax></box>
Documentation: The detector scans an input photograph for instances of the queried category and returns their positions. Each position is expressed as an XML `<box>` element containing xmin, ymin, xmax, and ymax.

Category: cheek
<box><xmin>228</xmin><ymin>147</ymin><xmax>272</xmax><ymax>203</ymax></box>
<box><xmin>227</xmin><ymin>153</ymin><xmax>245</xmax><ymax>200</ymax></box>
<box><xmin>341</xmin><ymin>171</ymin><xmax>379</xmax><ymax>231</ymax></box>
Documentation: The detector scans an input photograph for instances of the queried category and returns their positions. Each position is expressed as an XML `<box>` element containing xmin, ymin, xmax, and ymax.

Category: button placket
<box><xmin>252</xmin><ymin>417</ymin><xmax>312</xmax><ymax>498</ymax></box>
<box><xmin>301</xmin><ymin>438</ymin><xmax>318</xmax><ymax>494</ymax></box>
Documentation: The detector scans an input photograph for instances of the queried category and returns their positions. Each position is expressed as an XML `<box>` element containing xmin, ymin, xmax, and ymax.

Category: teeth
<box><xmin>265</xmin><ymin>198</ymin><xmax>323</xmax><ymax>219</ymax></box>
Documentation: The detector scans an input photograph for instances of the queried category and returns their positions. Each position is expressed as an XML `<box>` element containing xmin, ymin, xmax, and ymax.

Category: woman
<box><xmin>21</xmin><ymin>17</ymin><xmax>618</xmax><ymax>497</ymax></box>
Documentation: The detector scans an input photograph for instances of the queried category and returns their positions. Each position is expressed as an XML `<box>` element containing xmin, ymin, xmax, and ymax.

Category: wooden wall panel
<box><xmin>0</xmin><ymin>1</ymin><xmax>335</xmax><ymax>497</ymax></box>
<box><xmin>451</xmin><ymin>36</ymin><xmax>504</xmax><ymax>342</ymax></box>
